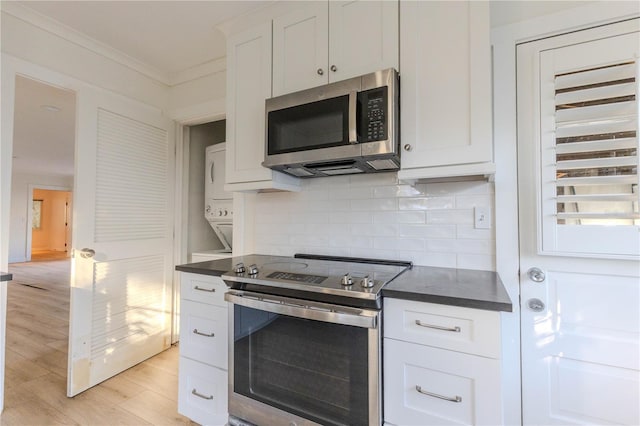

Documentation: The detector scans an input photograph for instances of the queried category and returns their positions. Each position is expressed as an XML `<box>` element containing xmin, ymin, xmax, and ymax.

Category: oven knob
<box><xmin>360</xmin><ymin>276</ymin><xmax>374</xmax><ymax>288</ymax></box>
<box><xmin>234</xmin><ymin>263</ymin><xmax>246</xmax><ymax>274</ymax></box>
<box><xmin>341</xmin><ymin>273</ymin><xmax>353</xmax><ymax>286</ymax></box>
<box><xmin>247</xmin><ymin>264</ymin><xmax>259</xmax><ymax>276</ymax></box>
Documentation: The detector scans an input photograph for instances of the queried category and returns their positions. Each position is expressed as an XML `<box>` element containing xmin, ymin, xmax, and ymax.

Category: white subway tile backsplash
<box><xmin>373</xmin><ymin>184</ymin><xmax>422</xmax><ymax>198</ymax></box>
<box><xmin>398</xmin><ymin>197</ymin><xmax>455</xmax><ymax>211</ymax></box>
<box><xmin>330</xmin><ymin>211</ymin><xmax>373</xmax><ymax>224</ymax></box>
<box><xmin>455</xmin><ymin>194</ymin><xmax>494</xmax><ymax>209</ymax></box>
<box><xmin>351</xmin><ymin>223</ymin><xmax>399</xmax><ymax>237</ymax></box>
<box><xmin>374</xmin><ymin>211</ymin><xmax>426</xmax><ymax>224</ymax></box>
<box><xmin>457</xmin><ymin>253</ymin><xmax>496</xmax><ymax>270</ymax></box>
<box><xmin>398</xmin><ymin>224</ymin><xmax>456</xmax><ymax>239</ymax></box>
<box><xmin>252</xmin><ymin>176</ymin><xmax>496</xmax><ymax>270</ymax></box>
<box><xmin>456</xmin><ymin>225</ymin><xmax>494</xmax><ymax>240</ymax></box>
<box><xmin>427</xmin><ymin>209</ymin><xmax>474</xmax><ymax>225</ymax></box>
<box><xmin>350</xmin><ymin>198</ymin><xmax>398</xmax><ymax>211</ymax></box>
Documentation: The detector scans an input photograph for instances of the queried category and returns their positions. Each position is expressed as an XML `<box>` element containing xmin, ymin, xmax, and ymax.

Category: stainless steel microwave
<box><xmin>262</xmin><ymin>68</ymin><xmax>399</xmax><ymax>178</ymax></box>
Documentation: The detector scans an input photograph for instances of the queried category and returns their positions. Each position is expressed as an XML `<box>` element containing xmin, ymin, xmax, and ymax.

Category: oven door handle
<box><xmin>224</xmin><ymin>291</ymin><xmax>379</xmax><ymax>329</ymax></box>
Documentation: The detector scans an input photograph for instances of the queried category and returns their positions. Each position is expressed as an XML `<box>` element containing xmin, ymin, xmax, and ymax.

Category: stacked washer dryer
<box><xmin>191</xmin><ymin>143</ymin><xmax>233</xmax><ymax>262</ymax></box>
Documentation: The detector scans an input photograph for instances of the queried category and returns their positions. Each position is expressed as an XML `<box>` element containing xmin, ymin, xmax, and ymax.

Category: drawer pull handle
<box><xmin>191</xmin><ymin>389</ymin><xmax>213</xmax><ymax>400</ymax></box>
<box><xmin>416</xmin><ymin>385</ymin><xmax>462</xmax><ymax>403</ymax></box>
<box><xmin>193</xmin><ymin>329</ymin><xmax>215</xmax><ymax>337</ymax></box>
<box><xmin>194</xmin><ymin>285</ymin><xmax>215</xmax><ymax>292</ymax></box>
<box><xmin>415</xmin><ymin>320</ymin><xmax>461</xmax><ymax>333</ymax></box>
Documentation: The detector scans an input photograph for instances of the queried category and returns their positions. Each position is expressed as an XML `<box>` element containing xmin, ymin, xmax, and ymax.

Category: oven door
<box><xmin>224</xmin><ymin>290</ymin><xmax>381</xmax><ymax>426</ymax></box>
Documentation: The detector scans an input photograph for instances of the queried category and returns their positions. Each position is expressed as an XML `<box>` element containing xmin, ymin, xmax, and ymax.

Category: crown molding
<box><xmin>1</xmin><ymin>2</ymin><xmax>173</xmax><ymax>86</ymax></box>
<box><xmin>170</xmin><ymin>57</ymin><xmax>226</xmax><ymax>86</ymax></box>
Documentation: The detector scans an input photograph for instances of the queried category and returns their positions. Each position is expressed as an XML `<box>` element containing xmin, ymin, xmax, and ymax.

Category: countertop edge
<box><xmin>382</xmin><ymin>289</ymin><xmax>513</xmax><ymax>313</ymax></box>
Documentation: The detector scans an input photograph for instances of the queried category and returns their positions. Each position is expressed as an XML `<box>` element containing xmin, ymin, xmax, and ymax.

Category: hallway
<box><xmin>2</xmin><ymin>258</ymin><xmax>192</xmax><ymax>425</ymax></box>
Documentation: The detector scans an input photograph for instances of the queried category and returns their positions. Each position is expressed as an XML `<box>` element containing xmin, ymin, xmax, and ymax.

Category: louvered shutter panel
<box><xmin>553</xmin><ymin>61</ymin><xmax>639</xmax><ymax>226</ymax></box>
<box><xmin>538</xmin><ymin>40</ymin><xmax>640</xmax><ymax>257</ymax></box>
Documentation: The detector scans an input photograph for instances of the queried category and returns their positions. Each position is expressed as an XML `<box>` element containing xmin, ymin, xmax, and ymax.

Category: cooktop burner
<box><xmin>221</xmin><ymin>253</ymin><xmax>412</xmax><ymax>309</ymax></box>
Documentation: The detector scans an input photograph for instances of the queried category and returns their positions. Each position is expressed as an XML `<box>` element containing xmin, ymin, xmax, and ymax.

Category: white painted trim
<box><xmin>167</xmin><ymin>98</ymin><xmax>226</xmax><ymax>124</ymax></box>
<box><xmin>169</xmin><ymin>58</ymin><xmax>226</xmax><ymax>86</ymax></box>
<box><xmin>26</xmin><ymin>184</ymin><xmax>73</xmax><ymax>262</ymax></box>
<box><xmin>491</xmin><ymin>2</ymin><xmax>639</xmax><ymax>425</ymax></box>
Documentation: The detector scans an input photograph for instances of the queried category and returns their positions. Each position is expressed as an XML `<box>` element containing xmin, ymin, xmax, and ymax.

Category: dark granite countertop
<box><xmin>0</xmin><ymin>272</ymin><xmax>13</xmax><ymax>282</ymax></box>
<box><xmin>382</xmin><ymin>265</ymin><xmax>512</xmax><ymax>312</ymax></box>
<box><xmin>176</xmin><ymin>257</ymin><xmax>512</xmax><ymax>313</ymax></box>
<box><xmin>175</xmin><ymin>257</ymin><xmax>236</xmax><ymax>276</ymax></box>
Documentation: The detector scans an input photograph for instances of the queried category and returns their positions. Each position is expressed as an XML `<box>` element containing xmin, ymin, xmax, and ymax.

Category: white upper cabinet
<box><xmin>225</xmin><ymin>22</ymin><xmax>300</xmax><ymax>192</ymax></box>
<box><xmin>272</xmin><ymin>3</ymin><xmax>329</xmax><ymax>96</ymax></box>
<box><xmin>398</xmin><ymin>1</ymin><xmax>494</xmax><ymax>181</ymax></box>
<box><xmin>273</xmin><ymin>0</ymin><xmax>399</xmax><ymax>97</ymax></box>
<box><xmin>328</xmin><ymin>1</ymin><xmax>399</xmax><ymax>83</ymax></box>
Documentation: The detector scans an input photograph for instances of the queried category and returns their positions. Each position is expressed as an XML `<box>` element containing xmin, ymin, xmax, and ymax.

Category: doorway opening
<box><xmin>29</xmin><ymin>188</ymin><xmax>72</xmax><ymax>262</ymax></box>
<box><xmin>5</xmin><ymin>75</ymin><xmax>76</xmax><ymax>407</ymax></box>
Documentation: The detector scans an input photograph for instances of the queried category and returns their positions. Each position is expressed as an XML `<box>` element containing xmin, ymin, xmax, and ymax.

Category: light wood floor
<box><xmin>2</xmin><ymin>257</ymin><xmax>195</xmax><ymax>426</ymax></box>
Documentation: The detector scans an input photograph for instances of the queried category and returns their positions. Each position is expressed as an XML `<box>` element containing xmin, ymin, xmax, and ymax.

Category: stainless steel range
<box><xmin>222</xmin><ymin>254</ymin><xmax>411</xmax><ymax>426</ymax></box>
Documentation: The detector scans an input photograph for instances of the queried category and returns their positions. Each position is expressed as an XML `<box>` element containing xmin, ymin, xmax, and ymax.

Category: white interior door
<box><xmin>68</xmin><ymin>88</ymin><xmax>175</xmax><ymax>396</ymax></box>
<box><xmin>517</xmin><ymin>19</ymin><xmax>639</xmax><ymax>424</ymax></box>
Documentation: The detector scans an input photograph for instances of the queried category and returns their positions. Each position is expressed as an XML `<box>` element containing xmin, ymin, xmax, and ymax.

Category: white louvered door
<box><xmin>67</xmin><ymin>90</ymin><xmax>174</xmax><ymax>396</ymax></box>
<box><xmin>517</xmin><ymin>19</ymin><xmax>639</xmax><ymax>424</ymax></box>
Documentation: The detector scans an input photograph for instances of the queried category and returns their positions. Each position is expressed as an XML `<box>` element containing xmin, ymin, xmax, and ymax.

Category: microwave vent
<box><xmin>367</xmin><ymin>159</ymin><xmax>399</xmax><ymax>170</ymax></box>
<box><xmin>285</xmin><ymin>167</ymin><xmax>315</xmax><ymax>177</ymax></box>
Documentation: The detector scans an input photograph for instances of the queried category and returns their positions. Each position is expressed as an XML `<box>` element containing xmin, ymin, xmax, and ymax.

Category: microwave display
<box><xmin>358</xmin><ymin>87</ymin><xmax>388</xmax><ymax>143</ymax></box>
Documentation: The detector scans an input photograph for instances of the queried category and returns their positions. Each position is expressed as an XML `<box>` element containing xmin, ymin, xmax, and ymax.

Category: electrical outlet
<box><xmin>474</xmin><ymin>207</ymin><xmax>491</xmax><ymax>229</ymax></box>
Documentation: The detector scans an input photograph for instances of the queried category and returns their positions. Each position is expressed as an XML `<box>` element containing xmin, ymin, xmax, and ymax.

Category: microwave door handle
<box><xmin>348</xmin><ymin>90</ymin><xmax>358</xmax><ymax>144</ymax></box>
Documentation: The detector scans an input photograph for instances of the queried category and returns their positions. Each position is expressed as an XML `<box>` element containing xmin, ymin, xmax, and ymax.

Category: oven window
<box><xmin>234</xmin><ymin>305</ymin><xmax>369</xmax><ymax>426</ymax></box>
<box><xmin>268</xmin><ymin>95</ymin><xmax>349</xmax><ymax>155</ymax></box>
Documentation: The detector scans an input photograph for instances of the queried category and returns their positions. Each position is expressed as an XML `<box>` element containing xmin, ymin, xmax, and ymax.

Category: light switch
<box><xmin>474</xmin><ymin>207</ymin><xmax>491</xmax><ymax>229</ymax></box>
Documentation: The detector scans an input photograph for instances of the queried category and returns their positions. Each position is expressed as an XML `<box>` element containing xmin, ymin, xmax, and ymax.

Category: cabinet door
<box><xmin>399</xmin><ymin>1</ymin><xmax>492</xmax><ymax>175</ymax></box>
<box><xmin>273</xmin><ymin>3</ymin><xmax>328</xmax><ymax>96</ymax></box>
<box><xmin>384</xmin><ymin>339</ymin><xmax>502</xmax><ymax>425</ymax></box>
<box><xmin>329</xmin><ymin>0</ymin><xmax>399</xmax><ymax>83</ymax></box>
<box><xmin>178</xmin><ymin>357</ymin><xmax>228</xmax><ymax>426</ymax></box>
<box><xmin>180</xmin><ymin>300</ymin><xmax>228</xmax><ymax>369</ymax></box>
<box><xmin>225</xmin><ymin>23</ymin><xmax>300</xmax><ymax>192</ymax></box>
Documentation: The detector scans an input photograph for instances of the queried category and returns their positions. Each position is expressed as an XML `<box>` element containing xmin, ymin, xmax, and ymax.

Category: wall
<box><xmin>0</xmin><ymin>7</ymin><xmax>168</xmax><ymax>109</ymax></box>
<box><xmin>168</xmin><ymin>70</ymin><xmax>226</xmax><ymax>122</ymax></box>
<box><xmin>187</xmin><ymin>121</ymin><xmax>227</xmax><ymax>255</ymax></box>
<box><xmin>252</xmin><ymin>173</ymin><xmax>495</xmax><ymax>269</ymax></box>
<box><xmin>31</xmin><ymin>189</ymin><xmax>70</xmax><ymax>253</ymax></box>
<box><xmin>9</xmin><ymin>174</ymin><xmax>73</xmax><ymax>263</ymax></box>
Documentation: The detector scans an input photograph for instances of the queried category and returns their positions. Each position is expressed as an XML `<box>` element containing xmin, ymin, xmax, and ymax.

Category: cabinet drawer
<box><xmin>181</xmin><ymin>272</ymin><xmax>228</xmax><ymax>306</ymax></box>
<box><xmin>384</xmin><ymin>339</ymin><xmax>502</xmax><ymax>426</ymax></box>
<box><xmin>180</xmin><ymin>300</ymin><xmax>228</xmax><ymax>369</ymax></box>
<box><xmin>384</xmin><ymin>298</ymin><xmax>500</xmax><ymax>358</ymax></box>
<box><xmin>178</xmin><ymin>357</ymin><xmax>228</xmax><ymax>426</ymax></box>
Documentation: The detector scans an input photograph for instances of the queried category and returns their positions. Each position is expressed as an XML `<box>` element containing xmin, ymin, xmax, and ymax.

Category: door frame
<box><xmin>171</xmin><ymin>110</ymin><xmax>226</xmax><ymax>345</ymax></box>
<box><xmin>491</xmin><ymin>3</ymin><xmax>640</xmax><ymax>424</ymax></box>
<box><xmin>1</xmin><ymin>53</ymin><xmax>88</xmax><ymax>412</ymax></box>
<box><xmin>25</xmin><ymin>185</ymin><xmax>73</xmax><ymax>262</ymax></box>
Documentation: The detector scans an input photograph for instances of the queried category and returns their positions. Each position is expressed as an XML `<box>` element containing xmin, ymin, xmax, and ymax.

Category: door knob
<box><xmin>330</xmin><ymin>65</ymin><xmax>337</xmax><ymax>72</ymax></box>
<box><xmin>79</xmin><ymin>248</ymin><xmax>95</xmax><ymax>259</ymax></box>
<box><xmin>527</xmin><ymin>298</ymin><xmax>545</xmax><ymax>312</ymax></box>
<box><xmin>527</xmin><ymin>267</ymin><xmax>545</xmax><ymax>282</ymax></box>
<box><xmin>317</xmin><ymin>68</ymin><xmax>324</xmax><ymax>75</ymax></box>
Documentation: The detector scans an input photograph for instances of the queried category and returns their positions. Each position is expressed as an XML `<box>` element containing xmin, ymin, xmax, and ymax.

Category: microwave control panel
<box><xmin>358</xmin><ymin>87</ymin><xmax>388</xmax><ymax>142</ymax></box>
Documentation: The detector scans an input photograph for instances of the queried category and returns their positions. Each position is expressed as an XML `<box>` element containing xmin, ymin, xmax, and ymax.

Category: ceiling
<box><xmin>8</xmin><ymin>0</ymin><xmax>595</xmax><ymax>179</ymax></box>
<box><xmin>17</xmin><ymin>1</ymin><xmax>266</xmax><ymax>79</ymax></box>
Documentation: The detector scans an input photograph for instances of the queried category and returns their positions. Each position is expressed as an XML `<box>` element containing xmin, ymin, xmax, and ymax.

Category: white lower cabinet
<box><xmin>383</xmin><ymin>299</ymin><xmax>502</xmax><ymax>425</ymax></box>
<box><xmin>178</xmin><ymin>273</ymin><xmax>228</xmax><ymax>426</ymax></box>
<box><xmin>178</xmin><ymin>357</ymin><xmax>228</xmax><ymax>426</ymax></box>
